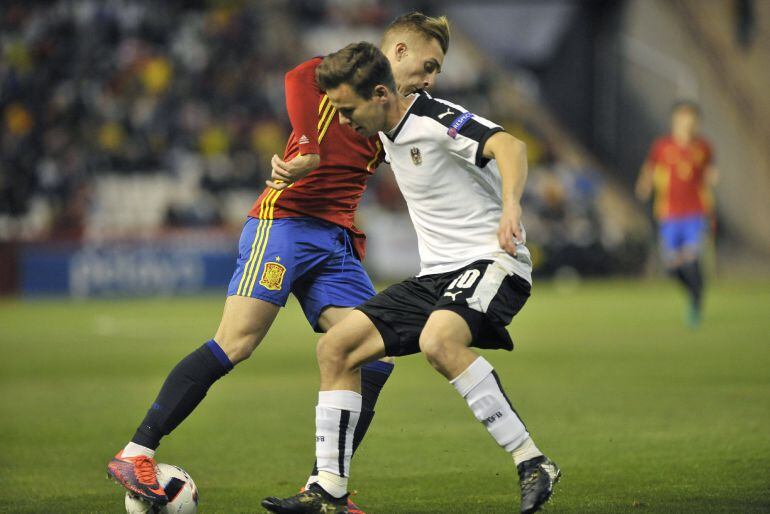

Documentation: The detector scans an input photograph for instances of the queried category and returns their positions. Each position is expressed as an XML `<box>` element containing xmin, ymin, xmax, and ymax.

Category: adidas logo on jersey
<box><xmin>299</xmin><ymin>134</ymin><xmax>310</xmax><ymax>145</ymax></box>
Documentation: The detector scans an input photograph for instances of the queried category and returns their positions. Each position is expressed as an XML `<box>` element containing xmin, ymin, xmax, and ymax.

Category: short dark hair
<box><xmin>383</xmin><ymin>12</ymin><xmax>450</xmax><ymax>55</ymax></box>
<box><xmin>316</xmin><ymin>42</ymin><xmax>397</xmax><ymax>99</ymax></box>
<box><xmin>671</xmin><ymin>99</ymin><xmax>701</xmax><ymax>117</ymax></box>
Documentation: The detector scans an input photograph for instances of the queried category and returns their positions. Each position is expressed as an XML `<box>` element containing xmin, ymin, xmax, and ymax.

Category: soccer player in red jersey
<box><xmin>107</xmin><ymin>13</ymin><xmax>450</xmax><ymax>511</ymax></box>
<box><xmin>636</xmin><ymin>101</ymin><xmax>719</xmax><ymax>326</ymax></box>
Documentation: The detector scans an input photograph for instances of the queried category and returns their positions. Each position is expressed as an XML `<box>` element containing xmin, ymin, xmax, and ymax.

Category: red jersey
<box><xmin>647</xmin><ymin>136</ymin><xmax>713</xmax><ymax>220</ymax></box>
<box><xmin>248</xmin><ymin>57</ymin><xmax>383</xmax><ymax>259</ymax></box>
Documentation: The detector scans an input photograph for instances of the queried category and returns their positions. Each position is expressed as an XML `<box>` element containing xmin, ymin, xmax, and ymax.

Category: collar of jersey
<box><xmin>383</xmin><ymin>93</ymin><xmax>421</xmax><ymax>141</ymax></box>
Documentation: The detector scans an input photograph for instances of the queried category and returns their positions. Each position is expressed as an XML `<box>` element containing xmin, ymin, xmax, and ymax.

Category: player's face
<box><xmin>328</xmin><ymin>83</ymin><xmax>388</xmax><ymax>137</ymax></box>
<box><xmin>388</xmin><ymin>36</ymin><xmax>445</xmax><ymax>95</ymax></box>
<box><xmin>671</xmin><ymin>107</ymin><xmax>699</xmax><ymax>141</ymax></box>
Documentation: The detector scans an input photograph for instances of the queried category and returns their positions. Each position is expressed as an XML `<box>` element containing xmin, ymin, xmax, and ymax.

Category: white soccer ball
<box><xmin>125</xmin><ymin>463</ymin><xmax>198</xmax><ymax>514</ymax></box>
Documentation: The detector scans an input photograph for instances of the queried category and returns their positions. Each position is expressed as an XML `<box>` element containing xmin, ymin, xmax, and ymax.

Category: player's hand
<box><xmin>635</xmin><ymin>165</ymin><xmax>653</xmax><ymax>202</ymax></box>
<box><xmin>266</xmin><ymin>153</ymin><xmax>321</xmax><ymax>190</ymax></box>
<box><xmin>498</xmin><ymin>202</ymin><xmax>524</xmax><ymax>256</ymax></box>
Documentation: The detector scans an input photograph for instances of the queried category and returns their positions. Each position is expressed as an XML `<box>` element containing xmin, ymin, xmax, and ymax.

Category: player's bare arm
<box><xmin>482</xmin><ymin>131</ymin><xmax>528</xmax><ymax>256</ymax></box>
<box><xmin>266</xmin><ymin>152</ymin><xmax>321</xmax><ymax>190</ymax></box>
<box><xmin>635</xmin><ymin>160</ymin><xmax>654</xmax><ymax>201</ymax></box>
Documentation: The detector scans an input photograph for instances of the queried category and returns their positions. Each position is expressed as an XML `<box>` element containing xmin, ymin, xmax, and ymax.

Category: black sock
<box><xmin>670</xmin><ymin>264</ymin><xmax>697</xmax><ymax>306</ymax></box>
<box><xmin>131</xmin><ymin>340</ymin><xmax>233</xmax><ymax>450</ymax></box>
<box><xmin>669</xmin><ymin>266</ymin><xmax>689</xmax><ymax>289</ymax></box>
<box><xmin>353</xmin><ymin>360</ymin><xmax>394</xmax><ymax>452</ymax></box>
<box><xmin>310</xmin><ymin>360</ymin><xmax>394</xmax><ymax>477</ymax></box>
<box><xmin>680</xmin><ymin>260</ymin><xmax>704</xmax><ymax>310</ymax></box>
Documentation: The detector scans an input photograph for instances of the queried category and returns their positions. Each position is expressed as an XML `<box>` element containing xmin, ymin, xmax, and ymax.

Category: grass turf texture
<box><xmin>1</xmin><ymin>279</ymin><xmax>769</xmax><ymax>513</ymax></box>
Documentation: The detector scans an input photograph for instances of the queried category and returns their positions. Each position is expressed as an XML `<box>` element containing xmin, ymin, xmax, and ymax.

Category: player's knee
<box><xmin>217</xmin><ymin>335</ymin><xmax>256</xmax><ymax>364</ymax></box>
<box><xmin>419</xmin><ymin>330</ymin><xmax>451</xmax><ymax>370</ymax></box>
<box><xmin>316</xmin><ymin>333</ymin><xmax>333</xmax><ymax>365</ymax></box>
<box><xmin>215</xmin><ymin>324</ymin><xmax>267</xmax><ymax>364</ymax></box>
<box><xmin>317</xmin><ymin>332</ymin><xmax>352</xmax><ymax>372</ymax></box>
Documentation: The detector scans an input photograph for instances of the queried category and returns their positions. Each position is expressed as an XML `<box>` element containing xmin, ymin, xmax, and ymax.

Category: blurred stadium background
<box><xmin>1</xmin><ymin>0</ymin><xmax>770</xmax><ymax>292</ymax></box>
<box><xmin>1</xmin><ymin>1</ymin><xmax>769</xmax><ymax>512</ymax></box>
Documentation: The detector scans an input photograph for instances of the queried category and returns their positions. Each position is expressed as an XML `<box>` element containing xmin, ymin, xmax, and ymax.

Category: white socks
<box><xmin>317</xmin><ymin>471</ymin><xmax>348</xmax><ymax>498</ymax></box>
<box><xmin>120</xmin><ymin>441</ymin><xmax>155</xmax><ymax>459</ymax></box>
<box><xmin>510</xmin><ymin>436</ymin><xmax>544</xmax><ymax>466</ymax></box>
<box><xmin>314</xmin><ymin>390</ymin><xmax>361</xmax><ymax>498</ymax></box>
<box><xmin>451</xmin><ymin>357</ymin><xmax>542</xmax><ymax>463</ymax></box>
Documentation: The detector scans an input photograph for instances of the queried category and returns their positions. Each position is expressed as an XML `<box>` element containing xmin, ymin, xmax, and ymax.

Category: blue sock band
<box><xmin>362</xmin><ymin>360</ymin><xmax>394</xmax><ymax>376</ymax></box>
<box><xmin>206</xmin><ymin>339</ymin><xmax>233</xmax><ymax>371</ymax></box>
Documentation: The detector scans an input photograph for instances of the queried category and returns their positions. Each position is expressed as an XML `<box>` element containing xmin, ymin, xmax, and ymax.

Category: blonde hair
<box><xmin>382</xmin><ymin>12</ymin><xmax>450</xmax><ymax>55</ymax></box>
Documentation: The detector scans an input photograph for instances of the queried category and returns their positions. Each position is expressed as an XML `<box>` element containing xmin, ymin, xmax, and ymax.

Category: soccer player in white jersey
<box><xmin>262</xmin><ymin>42</ymin><xmax>560</xmax><ymax>514</ymax></box>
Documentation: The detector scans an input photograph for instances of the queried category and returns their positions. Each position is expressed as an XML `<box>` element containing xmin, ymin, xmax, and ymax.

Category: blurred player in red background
<box><xmin>636</xmin><ymin>101</ymin><xmax>719</xmax><ymax>326</ymax></box>
<box><xmin>108</xmin><ymin>13</ymin><xmax>450</xmax><ymax>512</ymax></box>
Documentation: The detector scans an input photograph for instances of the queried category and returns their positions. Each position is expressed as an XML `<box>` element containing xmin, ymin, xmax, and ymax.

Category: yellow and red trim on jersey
<box><xmin>317</xmin><ymin>94</ymin><xmax>336</xmax><ymax>143</ymax></box>
<box><xmin>318</xmin><ymin>94</ymin><xmax>329</xmax><ymax>115</ymax></box>
<box><xmin>367</xmin><ymin>139</ymin><xmax>382</xmax><ymax>171</ymax></box>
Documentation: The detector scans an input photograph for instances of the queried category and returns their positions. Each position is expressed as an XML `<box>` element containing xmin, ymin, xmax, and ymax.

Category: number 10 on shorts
<box><xmin>447</xmin><ymin>269</ymin><xmax>481</xmax><ymax>291</ymax></box>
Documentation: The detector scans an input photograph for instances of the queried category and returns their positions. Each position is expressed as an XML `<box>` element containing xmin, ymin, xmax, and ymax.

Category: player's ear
<box><xmin>395</xmin><ymin>42</ymin><xmax>407</xmax><ymax>61</ymax></box>
<box><xmin>373</xmin><ymin>85</ymin><xmax>389</xmax><ymax>103</ymax></box>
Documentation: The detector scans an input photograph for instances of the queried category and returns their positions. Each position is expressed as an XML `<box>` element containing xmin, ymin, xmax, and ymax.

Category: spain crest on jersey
<box><xmin>260</xmin><ymin>262</ymin><xmax>286</xmax><ymax>291</ymax></box>
<box><xmin>410</xmin><ymin>147</ymin><xmax>422</xmax><ymax>166</ymax></box>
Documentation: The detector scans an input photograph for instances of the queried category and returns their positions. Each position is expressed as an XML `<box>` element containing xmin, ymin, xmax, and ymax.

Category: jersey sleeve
<box><xmin>441</xmin><ymin>110</ymin><xmax>503</xmax><ymax>168</ymax></box>
<box><xmin>284</xmin><ymin>58</ymin><xmax>323</xmax><ymax>156</ymax></box>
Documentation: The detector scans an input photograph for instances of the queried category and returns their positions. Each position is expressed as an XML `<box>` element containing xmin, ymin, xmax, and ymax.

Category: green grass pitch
<box><xmin>1</xmin><ymin>279</ymin><xmax>769</xmax><ymax>513</ymax></box>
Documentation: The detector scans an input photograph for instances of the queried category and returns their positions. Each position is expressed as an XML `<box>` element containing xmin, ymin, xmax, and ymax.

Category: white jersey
<box><xmin>379</xmin><ymin>93</ymin><xmax>532</xmax><ymax>282</ymax></box>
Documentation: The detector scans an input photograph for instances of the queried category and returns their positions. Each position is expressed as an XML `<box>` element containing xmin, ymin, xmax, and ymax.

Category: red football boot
<box><xmin>107</xmin><ymin>452</ymin><xmax>168</xmax><ymax>505</ymax></box>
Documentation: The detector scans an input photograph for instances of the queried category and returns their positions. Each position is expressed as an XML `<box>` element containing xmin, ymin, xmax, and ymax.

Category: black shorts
<box><xmin>357</xmin><ymin>259</ymin><xmax>531</xmax><ymax>357</ymax></box>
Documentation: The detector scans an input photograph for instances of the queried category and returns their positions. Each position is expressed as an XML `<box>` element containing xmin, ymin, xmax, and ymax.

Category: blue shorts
<box><xmin>227</xmin><ymin>217</ymin><xmax>376</xmax><ymax>331</ymax></box>
<box><xmin>659</xmin><ymin>215</ymin><xmax>707</xmax><ymax>258</ymax></box>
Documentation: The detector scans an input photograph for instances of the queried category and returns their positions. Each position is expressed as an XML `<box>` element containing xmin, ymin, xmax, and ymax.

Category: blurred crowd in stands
<box><xmin>1</xmin><ymin>1</ymin><xmax>309</xmax><ymax>237</ymax></box>
<box><xmin>1</xmin><ymin>0</ymin><xmax>646</xmax><ymax>276</ymax></box>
